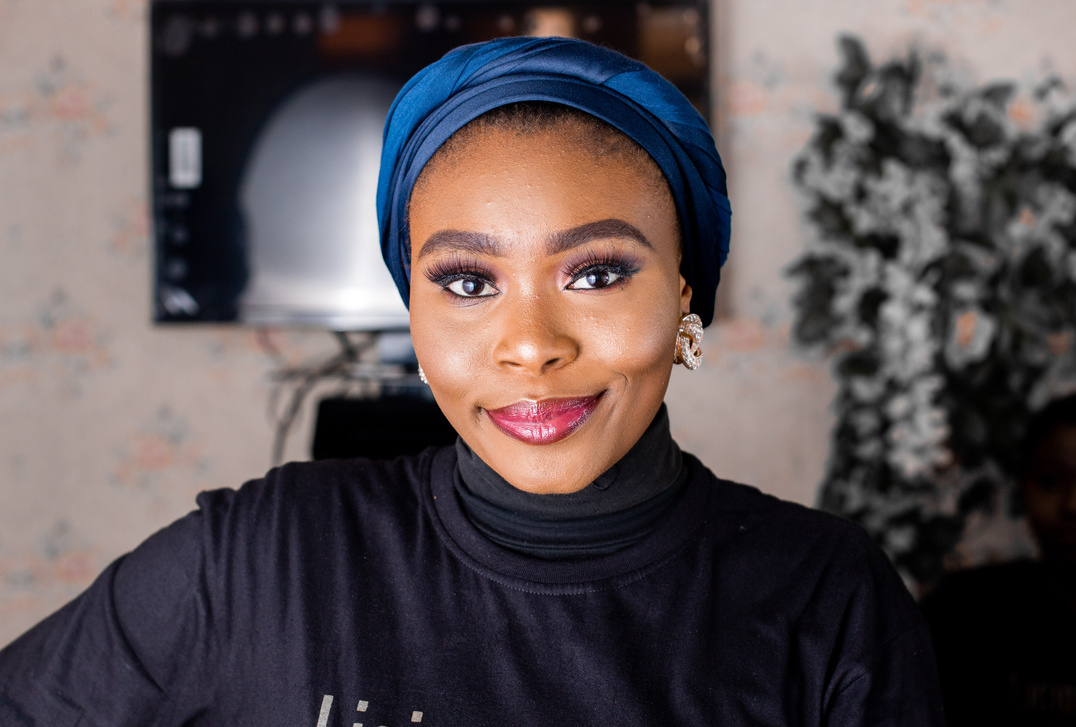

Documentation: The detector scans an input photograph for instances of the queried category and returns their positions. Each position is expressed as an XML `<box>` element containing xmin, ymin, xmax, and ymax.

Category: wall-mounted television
<box><xmin>151</xmin><ymin>0</ymin><xmax>711</xmax><ymax>330</ymax></box>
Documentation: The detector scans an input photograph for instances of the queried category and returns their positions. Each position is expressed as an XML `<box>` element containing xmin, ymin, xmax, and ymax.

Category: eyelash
<box><xmin>422</xmin><ymin>250</ymin><xmax>641</xmax><ymax>300</ymax></box>
<box><xmin>564</xmin><ymin>250</ymin><xmax>641</xmax><ymax>290</ymax></box>
<box><xmin>424</xmin><ymin>256</ymin><xmax>498</xmax><ymax>299</ymax></box>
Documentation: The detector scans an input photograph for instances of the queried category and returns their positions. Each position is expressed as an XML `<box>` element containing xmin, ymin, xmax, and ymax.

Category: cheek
<box><xmin>580</xmin><ymin>291</ymin><xmax>679</xmax><ymax>381</ymax></box>
<box><xmin>410</xmin><ymin>307</ymin><xmax>484</xmax><ymax>391</ymax></box>
<box><xmin>1025</xmin><ymin>488</ymin><xmax>1061</xmax><ymax>528</ymax></box>
<box><xmin>408</xmin><ymin>298</ymin><xmax>504</xmax><ymax>442</ymax></box>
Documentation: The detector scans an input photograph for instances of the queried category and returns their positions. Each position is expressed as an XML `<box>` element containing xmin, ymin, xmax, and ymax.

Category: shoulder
<box><xmin>196</xmin><ymin>447</ymin><xmax>443</xmax><ymax>529</ymax></box>
<box><xmin>183</xmin><ymin>448</ymin><xmax>449</xmax><ymax>585</ymax></box>
<box><xmin>690</xmin><ymin>454</ymin><xmax>884</xmax><ymax>573</ymax></box>
<box><xmin>920</xmin><ymin>559</ymin><xmax>1041</xmax><ymax>622</ymax></box>
<box><xmin>121</xmin><ymin>445</ymin><xmax>446</xmax><ymax>589</ymax></box>
<box><xmin>686</xmin><ymin>457</ymin><xmax>942</xmax><ymax>714</ymax></box>
<box><xmin>688</xmin><ymin>454</ymin><xmax>919</xmax><ymax>630</ymax></box>
<box><xmin>926</xmin><ymin>559</ymin><xmax>1038</xmax><ymax>594</ymax></box>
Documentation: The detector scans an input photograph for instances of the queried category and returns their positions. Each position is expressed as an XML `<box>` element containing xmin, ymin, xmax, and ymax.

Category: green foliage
<box><xmin>790</xmin><ymin>36</ymin><xmax>1076</xmax><ymax>587</ymax></box>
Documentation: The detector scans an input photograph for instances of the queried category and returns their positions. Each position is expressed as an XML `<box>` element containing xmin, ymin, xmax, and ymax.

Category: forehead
<box><xmin>415</xmin><ymin>113</ymin><xmax>672</xmax><ymax>202</ymax></box>
<box><xmin>1033</xmin><ymin>425</ymin><xmax>1076</xmax><ymax>467</ymax></box>
<box><xmin>408</xmin><ymin>125</ymin><xmax>678</xmax><ymax>255</ymax></box>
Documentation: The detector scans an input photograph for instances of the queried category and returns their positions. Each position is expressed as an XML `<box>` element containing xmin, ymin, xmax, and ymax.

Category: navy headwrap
<box><xmin>376</xmin><ymin>36</ymin><xmax>731</xmax><ymax>326</ymax></box>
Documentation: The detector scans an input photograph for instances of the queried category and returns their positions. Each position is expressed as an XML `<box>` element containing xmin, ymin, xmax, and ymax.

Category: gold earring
<box><xmin>673</xmin><ymin>313</ymin><xmax>703</xmax><ymax>370</ymax></box>
<box><xmin>418</xmin><ymin>364</ymin><xmax>429</xmax><ymax>385</ymax></box>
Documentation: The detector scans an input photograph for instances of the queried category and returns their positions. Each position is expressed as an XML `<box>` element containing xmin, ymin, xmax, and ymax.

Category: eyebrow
<box><xmin>547</xmin><ymin>219</ymin><xmax>654</xmax><ymax>255</ymax></box>
<box><xmin>415</xmin><ymin>218</ymin><xmax>653</xmax><ymax>261</ymax></box>
<box><xmin>415</xmin><ymin>229</ymin><xmax>503</xmax><ymax>261</ymax></box>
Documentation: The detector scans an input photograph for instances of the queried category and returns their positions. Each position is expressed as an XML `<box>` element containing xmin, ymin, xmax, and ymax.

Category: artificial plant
<box><xmin>790</xmin><ymin>36</ymin><xmax>1076</xmax><ymax>588</ymax></box>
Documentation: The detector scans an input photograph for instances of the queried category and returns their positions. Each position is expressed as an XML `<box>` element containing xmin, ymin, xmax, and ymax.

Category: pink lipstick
<box><xmin>485</xmin><ymin>394</ymin><xmax>602</xmax><ymax>445</ymax></box>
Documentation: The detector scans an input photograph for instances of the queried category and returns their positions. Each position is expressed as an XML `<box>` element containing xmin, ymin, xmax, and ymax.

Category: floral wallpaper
<box><xmin>0</xmin><ymin>0</ymin><xmax>344</xmax><ymax>643</ymax></box>
<box><xmin>2</xmin><ymin>0</ymin><xmax>1075</xmax><ymax>647</ymax></box>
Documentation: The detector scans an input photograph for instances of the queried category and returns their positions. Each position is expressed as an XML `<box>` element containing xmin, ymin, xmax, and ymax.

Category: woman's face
<box><xmin>408</xmin><ymin>124</ymin><xmax>690</xmax><ymax>494</ymax></box>
<box><xmin>1022</xmin><ymin>424</ymin><xmax>1076</xmax><ymax>562</ymax></box>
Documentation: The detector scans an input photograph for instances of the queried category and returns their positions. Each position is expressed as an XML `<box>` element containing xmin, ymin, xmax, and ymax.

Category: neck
<box><xmin>454</xmin><ymin>404</ymin><xmax>686</xmax><ymax>558</ymax></box>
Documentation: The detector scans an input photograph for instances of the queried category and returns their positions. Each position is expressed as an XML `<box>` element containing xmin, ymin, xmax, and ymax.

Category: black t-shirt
<box><xmin>0</xmin><ymin>447</ymin><xmax>943</xmax><ymax>726</ymax></box>
<box><xmin>921</xmin><ymin>560</ymin><xmax>1076</xmax><ymax>727</ymax></box>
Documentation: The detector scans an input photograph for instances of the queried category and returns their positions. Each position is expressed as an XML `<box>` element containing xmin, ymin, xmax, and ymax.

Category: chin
<box><xmin>485</xmin><ymin>456</ymin><xmax>605</xmax><ymax>494</ymax></box>
<box><xmin>473</xmin><ymin>418</ymin><xmax>633</xmax><ymax>495</ymax></box>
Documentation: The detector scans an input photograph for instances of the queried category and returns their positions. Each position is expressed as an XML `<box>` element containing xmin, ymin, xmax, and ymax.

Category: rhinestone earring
<box><xmin>418</xmin><ymin>364</ymin><xmax>429</xmax><ymax>385</ymax></box>
<box><xmin>673</xmin><ymin>313</ymin><xmax>703</xmax><ymax>370</ymax></box>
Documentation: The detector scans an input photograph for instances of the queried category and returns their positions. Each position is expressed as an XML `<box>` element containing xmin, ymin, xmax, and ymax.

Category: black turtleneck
<box><xmin>0</xmin><ymin>407</ymin><xmax>947</xmax><ymax>725</ymax></box>
<box><xmin>454</xmin><ymin>404</ymin><xmax>687</xmax><ymax>558</ymax></box>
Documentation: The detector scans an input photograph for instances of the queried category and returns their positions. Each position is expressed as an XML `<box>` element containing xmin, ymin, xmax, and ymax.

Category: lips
<box><xmin>485</xmin><ymin>394</ymin><xmax>603</xmax><ymax>445</ymax></box>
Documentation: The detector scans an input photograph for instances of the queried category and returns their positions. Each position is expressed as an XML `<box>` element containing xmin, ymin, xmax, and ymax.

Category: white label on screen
<box><xmin>160</xmin><ymin>284</ymin><xmax>200</xmax><ymax>316</ymax></box>
<box><xmin>169</xmin><ymin>127</ymin><xmax>202</xmax><ymax>189</ymax></box>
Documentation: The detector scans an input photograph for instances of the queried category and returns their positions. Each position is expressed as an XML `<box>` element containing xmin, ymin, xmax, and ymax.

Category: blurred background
<box><xmin>1</xmin><ymin>0</ymin><xmax>1074</xmax><ymax>647</ymax></box>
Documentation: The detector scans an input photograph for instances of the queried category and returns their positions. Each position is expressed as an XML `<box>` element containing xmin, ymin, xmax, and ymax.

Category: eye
<box><xmin>563</xmin><ymin>249</ymin><xmax>640</xmax><ymax>292</ymax></box>
<box><xmin>1031</xmin><ymin>473</ymin><xmax>1061</xmax><ymax>493</ymax></box>
<box><xmin>424</xmin><ymin>256</ymin><xmax>499</xmax><ymax>300</ymax></box>
<box><xmin>444</xmin><ymin>276</ymin><xmax>497</xmax><ymax>298</ymax></box>
<box><xmin>568</xmin><ymin>268</ymin><xmax>624</xmax><ymax>290</ymax></box>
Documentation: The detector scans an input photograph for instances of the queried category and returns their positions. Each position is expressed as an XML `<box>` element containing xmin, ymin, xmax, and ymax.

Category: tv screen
<box><xmin>151</xmin><ymin>0</ymin><xmax>711</xmax><ymax>329</ymax></box>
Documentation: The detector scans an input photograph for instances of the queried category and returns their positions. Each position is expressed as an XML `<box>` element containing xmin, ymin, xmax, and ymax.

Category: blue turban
<box><xmin>376</xmin><ymin>36</ymin><xmax>731</xmax><ymax>326</ymax></box>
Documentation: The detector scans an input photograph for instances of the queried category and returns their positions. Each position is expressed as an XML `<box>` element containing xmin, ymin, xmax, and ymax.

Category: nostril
<box><xmin>493</xmin><ymin>315</ymin><xmax>579</xmax><ymax>373</ymax></box>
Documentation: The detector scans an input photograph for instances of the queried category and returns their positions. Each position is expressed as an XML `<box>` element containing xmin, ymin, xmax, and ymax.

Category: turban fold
<box><xmin>376</xmin><ymin>36</ymin><xmax>731</xmax><ymax>326</ymax></box>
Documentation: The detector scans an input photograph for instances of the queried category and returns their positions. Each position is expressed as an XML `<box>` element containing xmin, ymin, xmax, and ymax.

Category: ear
<box><xmin>679</xmin><ymin>275</ymin><xmax>693</xmax><ymax>317</ymax></box>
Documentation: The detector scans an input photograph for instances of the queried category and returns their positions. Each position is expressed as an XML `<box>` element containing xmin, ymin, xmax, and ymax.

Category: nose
<box><xmin>492</xmin><ymin>295</ymin><xmax>579</xmax><ymax>375</ymax></box>
<box><xmin>1064</xmin><ymin>482</ymin><xmax>1076</xmax><ymax>514</ymax></box>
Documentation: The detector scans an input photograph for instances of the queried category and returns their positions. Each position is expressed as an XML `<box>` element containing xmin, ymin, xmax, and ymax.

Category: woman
<box><xmin>921</xmin><ymin>394</ymin><xmax>1076</xmax><ymax>726</ymax></box>
<box><xmin>0</xmin><ymin>37</ymin><xmax>943</xmax><ymax>725</ymax></box>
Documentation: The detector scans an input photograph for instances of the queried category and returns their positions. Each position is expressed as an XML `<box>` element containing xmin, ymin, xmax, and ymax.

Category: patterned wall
<box><xmin>2</xmin><ymin>0</ymin><xmax>1074</xmax><ymax>646</ymax></box>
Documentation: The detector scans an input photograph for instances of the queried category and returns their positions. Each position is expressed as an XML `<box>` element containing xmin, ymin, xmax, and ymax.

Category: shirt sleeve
<box><xmin>0</xmin><ymin>505</ymin><xmax>217</xmax><ymax>727</ymax></box>
<box><xmin>824</xmin><ymin>620</ymin><xmax>946</xmax><ymax>726</ymax></box>
<box><xmin>816</xmin><ymin>527</ymin><xmax>947</xmax><ymax>727</ymax></box>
